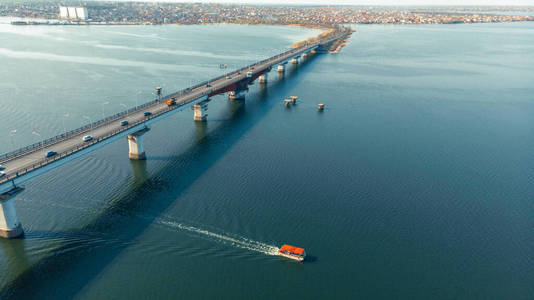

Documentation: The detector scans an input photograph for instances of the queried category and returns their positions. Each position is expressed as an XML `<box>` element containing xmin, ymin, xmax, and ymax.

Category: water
<box><xmin>1</xmin><ymin>20</ymin><xmax>534</xmax><ymax>299</ymax></box>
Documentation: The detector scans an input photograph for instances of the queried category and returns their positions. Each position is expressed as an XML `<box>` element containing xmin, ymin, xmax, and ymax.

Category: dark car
<box><xmin>45</xmin><ymin>151</ymin><xmax>57</xmax><ymax>158</ymax></box>
<box><xmin>120</xmin><ymin>120</ymin><xmax>129</xmax><ymax>126</ymax></box>
<box><xmin>144</xmin><ymin>112</ymin><xmax>152</xmax><ymax>116</ymax></box>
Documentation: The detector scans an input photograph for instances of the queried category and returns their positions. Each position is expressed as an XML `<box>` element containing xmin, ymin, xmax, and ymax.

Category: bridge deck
<box><xmin>0</xmin><ymin>30</ymin><xmax>350</xmax><ymax>193</ymax></box>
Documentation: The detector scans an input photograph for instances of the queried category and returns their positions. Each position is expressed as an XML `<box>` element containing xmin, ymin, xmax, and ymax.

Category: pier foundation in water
<box><xmin>258</xmin><ymin>74</ymin><xmax>268</xmax><ymax>84</ymax></box>
<box><xmin>228</xmin><ymin>90</ymin><xmax>246</xmax><ymax>101</ymax></box>
<box><xmin>193</xmin><ymin>102</ymin><xmax>208</xmax><ymax>121</ymax></box>
<box><xmin>127</xmin><ymin>127</ymin><xmax>150</xmax><ymax>160</ymax></box>
<box><xmin>0</xmin><ymin>189</ymin><xmax>24</xmax><ymax>239</ymax></box>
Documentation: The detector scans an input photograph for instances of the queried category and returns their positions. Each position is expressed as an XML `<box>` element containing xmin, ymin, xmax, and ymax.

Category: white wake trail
<box><xmin>158</xmin><ymin>220</ymin><xmax>280</xmax><ymax>256</ymax></box>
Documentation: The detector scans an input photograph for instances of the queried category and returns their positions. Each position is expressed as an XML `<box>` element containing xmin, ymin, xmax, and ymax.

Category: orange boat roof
<box><xmin>280</xmin><ymin>244</ymin><xmax>305</xmax><ymax>255</ymax></box>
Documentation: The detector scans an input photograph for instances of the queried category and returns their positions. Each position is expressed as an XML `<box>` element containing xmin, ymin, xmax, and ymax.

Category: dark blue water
<box><xmin>1</xmin><ymin>22</ymin><xmax>533</xmax><ymax>299</ymax></box>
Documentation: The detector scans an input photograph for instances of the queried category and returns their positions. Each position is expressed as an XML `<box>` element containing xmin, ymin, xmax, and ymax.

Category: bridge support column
<box><xmin>0</xmin><ymin>190</ymin><xmax>23</xmax><ymax>239</ymax></box>
<box><xmin>302</xmin><ymin>53</ymin><xmax>308</xmax><ymax>59</ymax></box>
<box><xmin>291</xmin><ymin>58</ymin><xmax>298</xmax><ymax>64</ymax></box>
<box><xmin>277</xmin><ymin>65</ymin><xmax>285</xmax><ymax>73</ymax></box>
<box><xmin>127</xmin><ymin>127</ymin><xmax>150</xmax><ymax>160</ymax></box>
<box><xmin>193</xmin><ymin>102</ymin><xmax>208</xmax><ymax>122</ymax></box>
<box><xmin>228</xmin><ymin>90</ymin><xmax>246</xmax><ymax>101</ymax></box>
<box><xmin>258</xmin><ymin>74</ymin><xmax>268</xmax><ymax>84</ymax></box>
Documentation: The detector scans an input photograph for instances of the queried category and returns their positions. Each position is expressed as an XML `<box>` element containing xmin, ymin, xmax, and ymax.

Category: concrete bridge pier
<box><xmin>258</xmin><ymin>73</ymin><xmax>268</xmax><ymax>84</ymax></box>
<box><xmin>291</xmin><ymin>57</ymin><xmax>299</xmax><ymax>64</ymax></box>
<box><xmin>228</xmin><ymin>91</ymin><xmax>236</xmax><ymax>100</ymax></box>
<box><xmin>277</xmin><ymin>65</ymin><xmax>285</xmax><ymax>73</ymax></box>
<box><xmin>193</xmin><ymin>102</ymin><xmax>208</xmax><ymax>121</ymax></box>
<box><xmin>0</xmin><ymin>189</ymin><xmax>24</xmax><ymax>239</ymax></box>
<box><xmin>127</xmin><ymin>127</ymin><xmax>150</xmax><ymax>160</ymax></box>
<box><xmin>228</xmin><ymin>90</ymin><xmax>246</xmax><ymax>101</ymax></box>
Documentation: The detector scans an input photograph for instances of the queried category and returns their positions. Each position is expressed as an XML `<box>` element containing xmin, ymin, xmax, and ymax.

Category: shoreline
<box><xmin>6</xmin><ymin>18</ymin><xmax>534</xmax><ymax>28</ymax></box>
<box><xmin>7</xmin><ymin>20</ymin><xmax>333</xmax><ymax>29</ymax></box>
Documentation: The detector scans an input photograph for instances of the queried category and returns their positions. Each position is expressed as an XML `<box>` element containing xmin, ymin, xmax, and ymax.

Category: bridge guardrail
<box><xmin>0</xmin><ymin>97</ymin><xmax>182</xmax><ymax>185</ymax></box>
<box><xmin>0</xmin><ymin>98</ymin><xmax>161</xmax><ymax>163</ymax></box>
<box><xmin>0</xmin><ymin>30</ymin><xmax>349</xmax><ymax>166</ymax></box>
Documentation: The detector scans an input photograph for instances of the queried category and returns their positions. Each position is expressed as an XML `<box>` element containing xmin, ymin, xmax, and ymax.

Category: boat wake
<box><xmin>156</xmin><ymin>220</ymin><xmax>280</xmax><ymax>256</ymax></box>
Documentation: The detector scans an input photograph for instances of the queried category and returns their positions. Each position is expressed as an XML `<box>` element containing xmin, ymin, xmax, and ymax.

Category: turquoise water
<box><xmin>1</xmin><ymin>21</ymin><xmax>534</xmax><ymax>299</ymax></box>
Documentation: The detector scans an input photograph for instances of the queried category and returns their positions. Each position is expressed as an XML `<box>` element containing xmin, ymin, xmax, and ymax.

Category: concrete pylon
<box><xmin>228</xmin><ymin>90</ymin><xmax>246</xmax><ymax>101</ymax></box>
<box><xmin>291</xmin><ymin>58</ymin><xmax>298</xmax><ymax>64</ymax></box>
<box><xmin>0</xmin><ymin>189</ymin><xmax>24</xmax><ymax>239</ymax></box>
<box><xmin>127</xmin><ymin>127</ymin><xmax>150</xmax><ymax>160</ymax></box>
<box><xmin>277</xmin><ymin>65</ymin><xmax>285</xmax><ymax>73</ymax></box>
<box><xmin>193</xmin><ymin>102</ymin><xmax>208</xmax><ymax>121</ymax></box>
<box><xmin>258</xmin><ymin>73</ymin><xmax>268</xmax><ymax>84</ymax></box>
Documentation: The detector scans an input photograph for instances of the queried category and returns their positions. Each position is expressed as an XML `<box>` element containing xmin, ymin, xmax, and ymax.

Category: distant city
<box><xmin>0</xmin><ymin>2</ymin><xmax>533</xmax><ymax>27</ymax></box>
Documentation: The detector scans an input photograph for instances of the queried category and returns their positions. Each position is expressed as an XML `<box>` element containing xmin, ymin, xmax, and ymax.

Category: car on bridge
<box><xmin>82</xmin><ymin>135</ymin><xmax>93</xmax><ymax>142</ymax></box>
<box><xmin>0</xmin><ymin>171</ymin><xmax>5</xmax><ymax>178</ymax></box>
<box><xmin>226</xmin><ymin>76</ymin><xmax>231</xmax><ymax>79</ymax></box>
<box><xmin>0</xmin><ymin>164</ymin><xmax>4</xmax><ymax>170</ymax></box>
<box><xmin>45</xmin><ymin>151</ymin><xmax>57</xmax><ymax>158</ymax></box>
<box><xmin>144</xmin><ymin>111</ymin><xmax>152</xmax><ymax>117</ymax></box>
<box><xmin>120</xmin><ymin>120</ymin><xmax>129</xmax><ymax>126</ymax></box>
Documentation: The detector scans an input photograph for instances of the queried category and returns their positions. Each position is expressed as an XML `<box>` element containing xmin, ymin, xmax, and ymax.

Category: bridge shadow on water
<box><xmin>0</xmin><ymin>53</ymin><xmax>325</xmax><ymax>299</ymax></box>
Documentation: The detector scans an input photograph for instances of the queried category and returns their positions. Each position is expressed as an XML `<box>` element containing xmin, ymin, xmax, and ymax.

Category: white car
<box><xmin>0</xmin><ymin>164</ymin><xmax>4</xmax><ymax>170</ymax></box>
<box><xmin>83</xmin><ymin>135</ymin><xmax>93</xmax><ymax>142</ymax></box>
<box><xmin>0</xmin><ymin>171</ymin><xmax>6</xmax><ymax>178</ymax></box>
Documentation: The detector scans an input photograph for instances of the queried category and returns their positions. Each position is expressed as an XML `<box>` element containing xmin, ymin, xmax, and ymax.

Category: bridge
<box><xmin>0</xmin><ymin>27</ymin><xmax>352</xmax><ymax>238</ymax></box>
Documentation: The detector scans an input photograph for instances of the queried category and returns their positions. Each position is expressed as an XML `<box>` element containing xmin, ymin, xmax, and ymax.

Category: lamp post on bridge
<box><xmin>120</xmin><ymin>103</ymin><xmax>128</xmax><ymax>120</ymax></box>
<box><xmin>136</xmin><ymin>90</ymin><xmax>142</xmax><ymax>108</ymax></box>
<box><xmin>101</xmin><ymin>101</ymin><xmax>109</xmax><ymax>120</ymax></box>
<box><xmin>62</xmin><ymin>113</ymin><xmax>69</xmax><ymax>137</ymax></box>
<box><xmin>31</xmin><ymin>131</ymin><xmax>44</xmax><ymax>154</ymax></box>
<box><xmin>83</xmin><ymin>115</ymin><xmax>93</xmax><ymax>136</ymax></box>
<box><xmin>9</xmin><ymin>129</ymin><xmax>17</xmax><ymax>150</ymax></box>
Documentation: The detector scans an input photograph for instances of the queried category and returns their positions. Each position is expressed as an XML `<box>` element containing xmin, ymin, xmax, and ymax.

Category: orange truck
<box><xmin>166</xmin><ymin>98</ymin><xmax>176</xmax><ymax>106</ymax></box>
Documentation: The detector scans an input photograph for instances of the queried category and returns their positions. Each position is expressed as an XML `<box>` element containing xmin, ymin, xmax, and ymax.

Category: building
<box><xmin>59</xmin><ymin>6</ymin><xmax>88</xmax><ymax>20</ymax></box>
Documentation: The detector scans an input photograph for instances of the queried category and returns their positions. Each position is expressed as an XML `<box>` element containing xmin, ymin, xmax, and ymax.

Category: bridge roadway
<box><xmin>0</xmin><ymin>30</ymin><xmax>350</xmax><ymax>194</ymax></box>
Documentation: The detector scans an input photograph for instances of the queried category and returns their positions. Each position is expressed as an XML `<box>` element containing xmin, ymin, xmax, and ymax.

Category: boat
<box><xmin>278</xmin><ymin>244</ymin><xmax>306</xmax><ymax>262</ymax></box>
